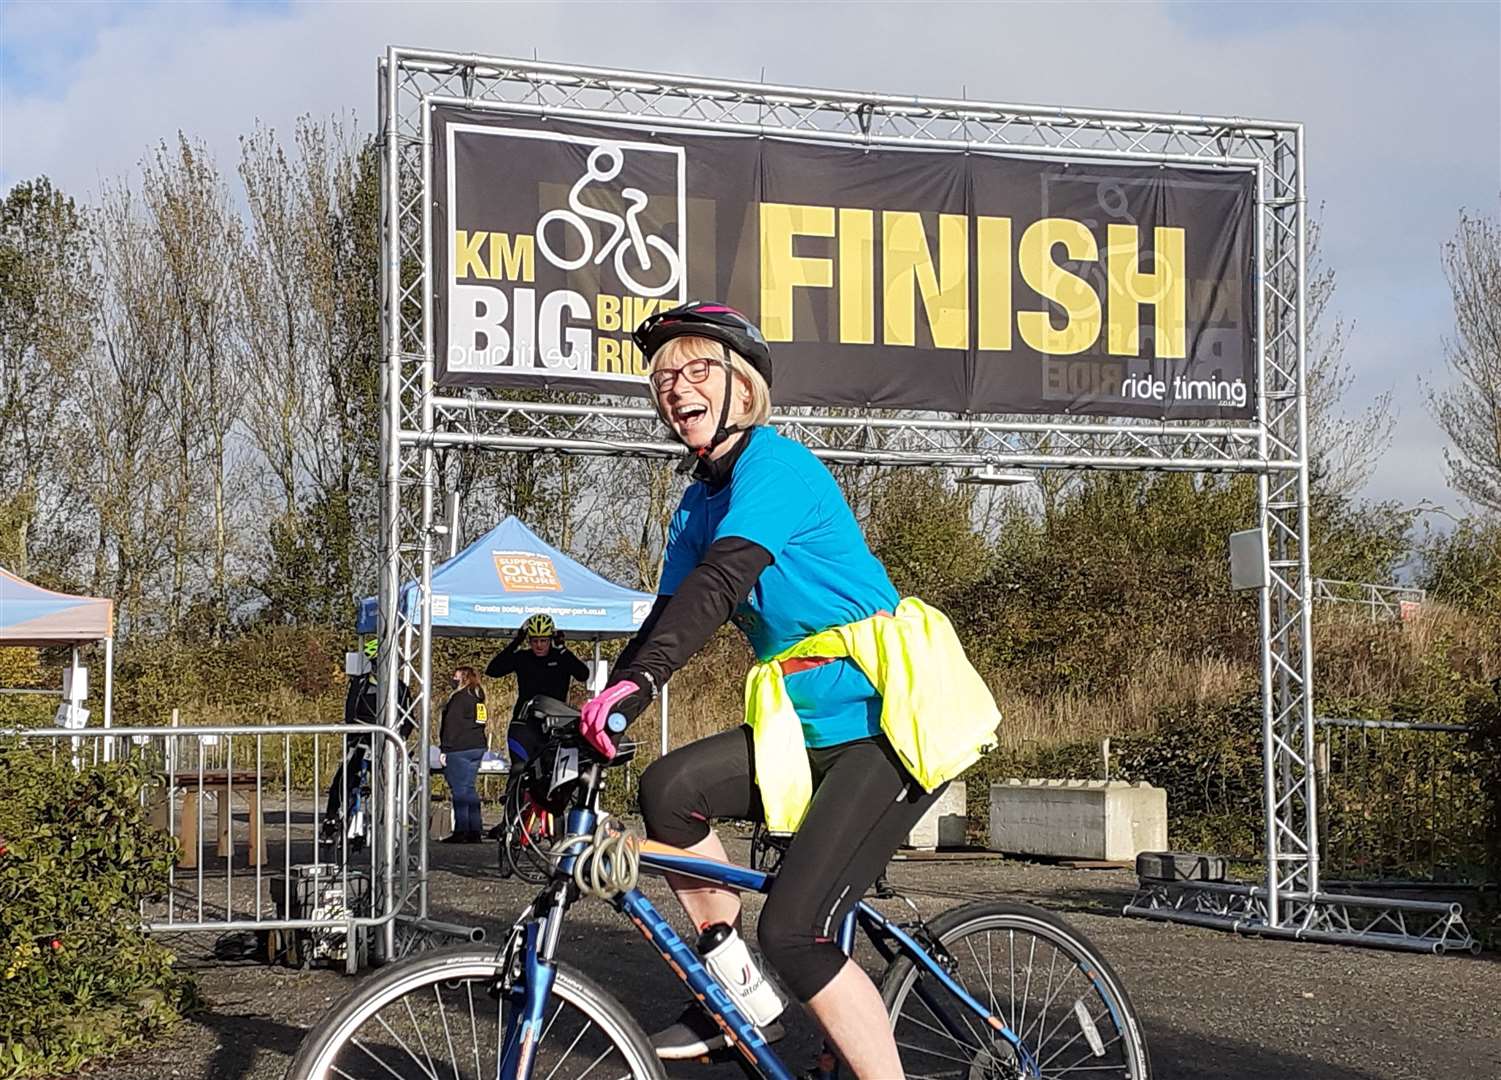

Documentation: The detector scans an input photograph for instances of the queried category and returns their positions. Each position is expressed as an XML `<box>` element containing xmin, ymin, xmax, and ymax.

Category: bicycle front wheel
<box><xmin>287</xmin><ymin>945</ymin><xmax>664</xmax><ymax>1080</ymax></box>
<box><xmin>880</xmin><ymin>901</ymin><xmax>1150</xmax><ymax>1080</ymax></box>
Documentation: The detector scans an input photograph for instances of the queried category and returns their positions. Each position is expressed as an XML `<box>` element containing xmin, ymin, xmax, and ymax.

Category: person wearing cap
<box><xmin>577</xmin><ymin>301</ymin><xmax>1001</xmax><ymax>1077</ymax></box>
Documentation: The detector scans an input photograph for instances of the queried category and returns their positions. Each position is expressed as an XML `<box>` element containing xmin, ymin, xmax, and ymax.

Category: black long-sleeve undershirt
<box><xmin>613</xmin><ymin>536</ymin><xmax>773</xmax><ymax>697</ymax></box>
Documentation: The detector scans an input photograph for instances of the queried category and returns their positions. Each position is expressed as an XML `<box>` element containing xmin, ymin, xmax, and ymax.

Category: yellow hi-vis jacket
<box><xmin>743</xmin><ymin>597</ymin><xmax>1001</xmax><ymax>832</ymax></box>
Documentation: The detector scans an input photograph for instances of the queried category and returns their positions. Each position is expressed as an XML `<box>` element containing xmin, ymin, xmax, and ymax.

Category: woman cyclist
<box><xmin>579</xmin><ymin>301</ymin><xmax>1001</xmax><ymax>1078</ymax></box>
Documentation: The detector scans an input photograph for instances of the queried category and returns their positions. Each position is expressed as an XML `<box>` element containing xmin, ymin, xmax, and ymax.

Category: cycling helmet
<box><xmin>632</xmin><ymin>301</ymin><xmax>772</xmax><ymax>389</ymax></box>
<box><xmin>362</xmin><ymin>639</ymin><xmax>379</xmax><ymax>660</ymax></box>
<box><xmin>523</xmin><ymin>613</ymin><xmax>556</xmax><ymax>638</ymax></box>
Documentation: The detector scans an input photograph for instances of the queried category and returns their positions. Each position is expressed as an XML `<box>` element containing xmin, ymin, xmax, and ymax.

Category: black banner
<box><xmin>433</xmin><ymin>107</ymin><xmax>1256</xmax><ymax>419</ymax></box>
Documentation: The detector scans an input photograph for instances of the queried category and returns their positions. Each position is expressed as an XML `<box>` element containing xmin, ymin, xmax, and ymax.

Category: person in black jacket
<box><xmin>439</xmin><ymin>666</ymin><xmax>489</xmax><ymax>844</ymax></box>
<box><xmin>485</xmin><ymin>614</ymin><xmax>590</xmax><ymax>766</ymax></box>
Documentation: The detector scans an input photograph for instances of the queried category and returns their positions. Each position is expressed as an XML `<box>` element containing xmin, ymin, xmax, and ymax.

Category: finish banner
<box><xmin>433</xmin><ymin>107</ymin><xmax>1256</xmax><ymax>419</ymax></box>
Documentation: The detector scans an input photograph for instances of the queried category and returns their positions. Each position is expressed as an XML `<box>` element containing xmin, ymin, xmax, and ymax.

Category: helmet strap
<box><xmin>661</xmin><ymin>344</ymin><xmax>746</xmax><ymax>478</ymax></box>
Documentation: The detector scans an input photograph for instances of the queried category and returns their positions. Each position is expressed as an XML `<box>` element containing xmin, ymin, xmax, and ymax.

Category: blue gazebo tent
<box><xmin>357</xmin><ymin>517</ymin><xmax>671</xmax><ymax>757</ymax></box>
<box><xmin>357</xmin><ymin>516</ymin><xmax>654</xmax><ymax>639</ymax></box>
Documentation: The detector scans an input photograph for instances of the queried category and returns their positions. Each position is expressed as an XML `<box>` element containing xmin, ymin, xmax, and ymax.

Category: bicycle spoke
<box><xmin>540</xmin><ymin>998</ymin><xmax>567</xmax><ymax>1043</ymax></box>
<box><xmin>1032</xmin><ymin>947</ymin><xmax>1083</xmax><ymax>1047</ymax></box>
<box><xmin>353</xmin><ymin>1033</ymin><xmax>428</xmax><ymax>1080</ymax></box>
<box><xmin>1028</xmin><ymin>947</ymin><xmax>1062</xmax><ymax>1051</ymax></box>
<box><xmin>1036</xmin><ymin>978</ymin><xmax>1095</xmax><ymax>1058</ymax></box>
<box><xmin>1008</xmin><ymin>928</ymin><xmax>1017</xmax><ymax>1032</ymax></box>
<box><xmin>541</xmin><ymin>1017</ymin><xmax>594</xmax><ymax>1080</ymax></box>
<box><xmin>1037</xmin><ymin>1003</ymin><xmax>1118</xmax><ymax>1074</ymax></box>
<box><xmin>399</xmin><ymin>993</ymin><xmax>438</xmax><ymax>1079</ymax></box>
<box><xmin>572</xmin><ymin>1042</ymin><xmax>619</xmax><ymax>1080</ymax></box>
<box><xmin>371</xmin><ymin>1012</ymin><xmax>440</xmax><ymax>1080</ymax></box>
<box><xmin>898</xmin><ymin>1008</ymin><xmax>969</xmax><ymax>1045</ymax></box>
<box><xmin>909</xmin><ymin>974</ymin><xmax>987</xmax><ymax>1054</ymax></box>
<box><xmin>464</xmin><ymin>982</ymin><xmax>482</xmax><ymax>1080</ymax></box>
<box><xmin>1017</xmin><ymin>933</ymin><xmax>1037</xmax><ymax>1045</ymax></box>
<box><xmin>895</xmin><ymin>1038</ymin><xmax>980</xmax><ymax>1068</ymax></box>
<box><xmin>431</xmin><ymin>983</ymin><xmax>459</xmax><ymax>1080</ymax></box>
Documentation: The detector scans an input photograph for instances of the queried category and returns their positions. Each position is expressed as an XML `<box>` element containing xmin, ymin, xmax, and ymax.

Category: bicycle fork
<box><xmin>497</xmin><ymin>899</ymin><xmax>563</xmax><ymax>1079</ymax></box>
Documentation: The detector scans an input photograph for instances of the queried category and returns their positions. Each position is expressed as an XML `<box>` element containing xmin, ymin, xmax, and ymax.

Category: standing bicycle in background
<box><xmin>438</xmin><ymin>666</ymin><xmax>489</xmax><ymax>844</ymax></box>
<box><xmin>577</xmin><ymin>301</ymin><xmax>1002</xmax><ymax>1078</ymax></box>
<box><xmin>321</xmin><ymin>639</ymin><xmax>413</xmax><ymax>843</ymax></box>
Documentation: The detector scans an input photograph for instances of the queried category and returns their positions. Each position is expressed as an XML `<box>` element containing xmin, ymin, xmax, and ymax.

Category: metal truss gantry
<box><xmin>377</xmin><ymin>47</ymin><xmax>1469</xmax><ymax>955</ymax></box>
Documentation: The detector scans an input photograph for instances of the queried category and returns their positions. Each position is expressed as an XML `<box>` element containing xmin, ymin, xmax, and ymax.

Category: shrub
<box><xmin>0</xmin><ymin>747</ymin><xmax>196</xmax><ymax>1077</ymax></box>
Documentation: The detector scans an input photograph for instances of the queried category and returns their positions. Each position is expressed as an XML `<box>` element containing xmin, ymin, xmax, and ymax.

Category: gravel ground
<box><xmin>89</xmin><ymin>829</ymin><xmax>1501</xmax><ymax>1080</ymax></box>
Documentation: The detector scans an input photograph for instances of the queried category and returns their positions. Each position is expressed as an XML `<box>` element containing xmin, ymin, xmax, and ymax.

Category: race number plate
<box><xmin>550</xmin><ymin>747</ymin><xmax>580</xmax><ymax>793</ymax></box>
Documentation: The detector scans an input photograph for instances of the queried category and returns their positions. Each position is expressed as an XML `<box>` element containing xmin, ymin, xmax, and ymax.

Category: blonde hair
<box><xmin>650</xmin><ymin>334</ymin><xmax>772</xmax><ymax>428</ymax></box>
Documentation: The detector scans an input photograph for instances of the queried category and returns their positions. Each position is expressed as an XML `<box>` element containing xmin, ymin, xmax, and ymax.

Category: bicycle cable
<box><xmin>564</xmin><ymin>818</ymin><xmax>642</xmax><ymax>899</ymax></box>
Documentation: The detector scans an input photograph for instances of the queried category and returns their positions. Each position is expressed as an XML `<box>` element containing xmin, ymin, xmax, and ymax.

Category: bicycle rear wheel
<box><xmin>880</xmin><ymin>901</ymin><xmax>1150</xmax><ymax>1080</ymax></box>
<box><xmin>497</xmin><ymin>771</ymin><xmax>559</xmax><ymax>883</ymax></box>
<box><xmin>286</xmin><ymin>945</ymin><xmax>664</xmax><ymax>1080</ymax></box>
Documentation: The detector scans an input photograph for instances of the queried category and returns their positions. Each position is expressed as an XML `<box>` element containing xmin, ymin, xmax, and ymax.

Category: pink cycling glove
<box><xmin>579</xmin><ymin>679</ymin><xmax>640</xmax><ymax>760</ymax></box>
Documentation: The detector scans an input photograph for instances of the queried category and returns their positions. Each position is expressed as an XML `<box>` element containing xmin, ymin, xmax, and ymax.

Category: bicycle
<box><xmin>319</xmin><ymin>740</ymin><xmax>373</xmax><ymax>854</ymax></box>
<box><xmin>535</xmin><ymin>143</ymin><xmax>682</xmax><ymax>298</ymax></box>
<box><xmin>288</xmin><ymin>701</ymin><xmax>1150</xmax><ymax>1079</ymax></box>
<box><xmin>494</xmin><ymin>734</ymin><xmax>565</xmax><ymax>883</ymax></box>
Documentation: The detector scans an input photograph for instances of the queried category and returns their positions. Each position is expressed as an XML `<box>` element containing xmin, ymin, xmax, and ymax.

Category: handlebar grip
<box><xmin>606</xmin><ymin>713</ymin><xmax>628</xmax><ymax>735</ymax></box>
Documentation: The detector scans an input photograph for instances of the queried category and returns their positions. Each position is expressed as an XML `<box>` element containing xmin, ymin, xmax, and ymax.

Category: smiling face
<box><xmin>650</xmin><ymin>336</ymin><xmax>752</xmax><ymax>455</ymax></box>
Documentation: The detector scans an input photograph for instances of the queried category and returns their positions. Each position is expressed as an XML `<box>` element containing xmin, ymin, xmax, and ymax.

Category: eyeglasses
<box><xmin>648</xmin><ymin>357</ymin><xmax>718</xmax><ymax>394</ymax></box>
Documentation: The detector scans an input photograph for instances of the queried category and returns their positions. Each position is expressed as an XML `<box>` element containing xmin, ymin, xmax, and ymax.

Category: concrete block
<box><xmin>906</xmin><ymin>781</ymin><xmax>967</xmax><ymax>851</ymax></box>
<box><xmin>989</xmin><ymin>780</ymin><xmax>1166</xmax><ymax>862</ymax></box>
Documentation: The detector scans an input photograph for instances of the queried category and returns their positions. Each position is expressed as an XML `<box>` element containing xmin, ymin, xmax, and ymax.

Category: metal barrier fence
<box><xmin>1311</xmin><ymin>579</ymin><xmax>1426</xmax><ymax>621</ymax></box>
<box><xmin>4</xmin><ymin>723</ymin><xmax>415</xmax><ymax>972</ymax></box>
<box><xmin>1316</xmin><ymin>717</ymin><xmax>1486</xmax><ymax>884</ymax></box>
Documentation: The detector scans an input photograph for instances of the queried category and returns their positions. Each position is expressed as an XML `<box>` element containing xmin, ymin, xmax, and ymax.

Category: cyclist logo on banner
<box><xmin>442</xmin><ymin>123</ymin><xmax>687</xmax><ymax>383</ymax></box>
<box><xmin>536</xmin><ymin>144</ymin><xmax>683</xmax><ymax>299</ymax></box>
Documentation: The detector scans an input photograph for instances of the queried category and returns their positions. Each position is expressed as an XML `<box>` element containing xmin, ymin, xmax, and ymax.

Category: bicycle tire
<box><xmin>498</xmin><ymin>771</ymin><xmax>556</xmax><ymax>884</ymax></box>
<box><xmin>286</xmin><ymin>945</ymin><xmax>665</xmax><ymax>1080</ymax></box>
<box><xmin>879</xmin><ymin>900</ymin><xmax>1150</xmax><ymax>1080</ymax></box>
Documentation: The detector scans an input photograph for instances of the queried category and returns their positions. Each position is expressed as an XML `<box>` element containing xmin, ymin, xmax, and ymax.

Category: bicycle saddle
<box><xmin>518</xmin><ymin>695</ymin><xmax>578</xmax><ymax>729</ymax></box>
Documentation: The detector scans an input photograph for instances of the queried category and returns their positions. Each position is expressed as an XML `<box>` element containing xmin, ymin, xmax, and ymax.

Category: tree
<box><xmin>237</xmin><ymin>118</ymin><xmax>382</xmax><ymax>623</ymax></box>
<box><xmin>140</xmin><ymin>135</ymin><xmax>245</xmax><ymax>638</ymax></box>
<box><xmin>0</xmin><ymin>178</ymin><xmax>96</xmax><ymax>579</ymax></box>
<box><xmin>1429</xmin><ymin>208</ymin><xmax>1501</xmax><ymax>514</ymax></box>
<box><xmin>72</xmin><ymin>180</ymin><xmax>174</xmax><ymax>633</ymax></box>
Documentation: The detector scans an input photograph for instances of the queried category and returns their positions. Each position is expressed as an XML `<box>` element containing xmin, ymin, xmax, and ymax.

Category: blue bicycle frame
<box><xmin>495</xmin><ymin>798</ymin><xmax>1041</xmax><ymax>1080</ymax></box>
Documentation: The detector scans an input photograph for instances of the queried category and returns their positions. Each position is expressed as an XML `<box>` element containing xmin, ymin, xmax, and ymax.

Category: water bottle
<box><xmin>697</xmin><ymin>923</ymin><xmax>785</xmax><ymax>1027</ymax></box>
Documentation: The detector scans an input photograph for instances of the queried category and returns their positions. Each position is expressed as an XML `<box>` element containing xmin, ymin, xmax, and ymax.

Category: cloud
<box><xmin>2</xmin><ymin>0</ymin><xmax>1496</xmax><ymax>510</ymax></box>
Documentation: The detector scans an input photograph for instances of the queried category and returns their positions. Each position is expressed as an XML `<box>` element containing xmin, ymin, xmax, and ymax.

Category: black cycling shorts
<box><xmin>637</xmin><ymin>725</ymin><xmax>944</xmax><ymax>1001</ymax></box>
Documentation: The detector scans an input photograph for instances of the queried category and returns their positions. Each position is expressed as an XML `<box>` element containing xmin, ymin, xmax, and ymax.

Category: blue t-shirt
<box><xmin>660</xmin><ymin>426</ymin><xmax>900</xmax><ymax>747</ymax></box>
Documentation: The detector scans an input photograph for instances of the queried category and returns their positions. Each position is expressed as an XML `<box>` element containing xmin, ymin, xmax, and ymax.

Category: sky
<box><xmin>2</xmin><ymin>0</ymin><xmax>1497</xmax><ymax>516</ymax></box>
